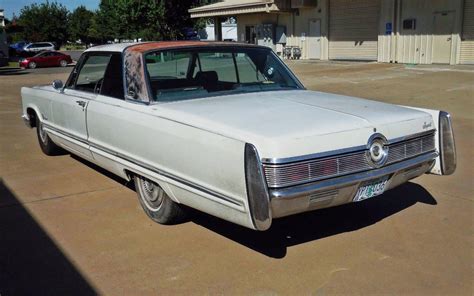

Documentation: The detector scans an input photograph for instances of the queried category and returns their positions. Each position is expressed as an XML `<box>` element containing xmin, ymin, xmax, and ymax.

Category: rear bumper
<box><xmin>269</xmin><ymin>151</ymin><xmax>438</xmax><ymax>218</ymax></box>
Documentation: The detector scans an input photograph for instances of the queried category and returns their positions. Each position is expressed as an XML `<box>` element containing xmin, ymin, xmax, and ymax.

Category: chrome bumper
<box><xmin>270</xmin><ymin>151</ymin><xmax>438</xmax><ymax>218</ymax></box>
<box><xmin>21</xmin><ymin>114</ymin><xmax>32</xmax><ymax>128</ymax></box>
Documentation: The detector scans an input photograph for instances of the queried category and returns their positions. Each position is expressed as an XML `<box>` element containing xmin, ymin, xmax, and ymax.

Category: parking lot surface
<box><xmin>0</xmin><ymin>61</ymin><xmax>473</xmax><ymax>295</ymax></box>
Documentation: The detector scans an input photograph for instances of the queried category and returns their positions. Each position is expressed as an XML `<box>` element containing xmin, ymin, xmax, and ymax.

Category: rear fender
<box><xmin>401</xmin><ymin>106</ymin><xmax>456</xmax><ymax>175</ymax></box>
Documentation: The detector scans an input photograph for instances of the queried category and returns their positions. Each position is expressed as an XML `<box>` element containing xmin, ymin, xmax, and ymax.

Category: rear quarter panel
<box><xmin>87</xmin><ymin>95</ymin><xmax>254</xmax><ymax>229</ymax></box>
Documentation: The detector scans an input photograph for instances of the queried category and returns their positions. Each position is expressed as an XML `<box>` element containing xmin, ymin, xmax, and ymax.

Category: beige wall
<box><xmin>393</xmin><ymin>0</ymin><xmax>464</xmax><ymax>64</ymax></box>
<box><xmin>460</xmin><ymin>0</ymin><xmax>474</xmax><ymax>64</ymax></box>
<box><xmin>234</xmin><ymin>0</ymin><xmax>468</xmax><ymax>64</ymax></box>
<box><xmin>378</xmin><ymin>0</ymin><xmax>396</xmax><ymax>62</ymax></box>
<box><xmin>236</xmin><ymin>0</ymin><xmax>329</xmax><ymax>60</ymax></box>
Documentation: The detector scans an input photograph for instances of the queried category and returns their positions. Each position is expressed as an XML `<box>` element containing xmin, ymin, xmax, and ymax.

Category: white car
<box><xmin>21</xmin><ymin>42</ymin><xmax>456</xmax><ymax>231</ymax></box>
<box><xmin>23</xmin><ymin>42</ymin><xmax>55</xmax><ymax>53</ymax></box>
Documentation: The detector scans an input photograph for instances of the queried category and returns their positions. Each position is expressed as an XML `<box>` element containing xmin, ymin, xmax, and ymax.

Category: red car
<box><xmin>19</xmin><ymin>51</ymin><xmax>73</xmax><ymax>69</ymax></box>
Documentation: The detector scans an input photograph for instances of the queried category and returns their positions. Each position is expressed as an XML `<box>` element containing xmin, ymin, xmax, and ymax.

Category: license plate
<box><xmin>353</xmin><ymin>177</ymin><xmax>389</xmax><ymax>202</ymax></box>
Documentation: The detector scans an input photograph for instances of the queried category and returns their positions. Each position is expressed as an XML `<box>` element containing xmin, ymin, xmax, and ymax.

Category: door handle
<box><xmin>76</xmin><ymin>100</ymin><xmax>86</xmax><ymax>107</ymax></box>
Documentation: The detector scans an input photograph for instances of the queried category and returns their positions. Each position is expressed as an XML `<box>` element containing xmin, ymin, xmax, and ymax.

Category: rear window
<box><xmin>144</xmin><ymin>47</ymin><xmax>302</xmax><ymax>102</ymax></box>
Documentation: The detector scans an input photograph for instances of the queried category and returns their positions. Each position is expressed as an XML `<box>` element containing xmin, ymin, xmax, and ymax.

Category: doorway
<box><xmin>308</xmin><ymin>19</ymin><xmax>321</xmax><ymax>59</ymax></box>
<box><xmin>245</xmin><ymin>26</ymin><xmax>257</xmax><ymax>45</ymax></box>
<box><xmin>432</xmin><ymin>11</ymin><xmax>454</xmax><ymax>64</ymax></box>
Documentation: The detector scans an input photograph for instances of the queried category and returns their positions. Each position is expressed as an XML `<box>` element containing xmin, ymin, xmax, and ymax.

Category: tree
<box><xmin>18</xmin><ymin>1</ymin><xmax>69</xmax><ymax>46</ymax></box>
<box><xmin>68</xmin><ymin>6</ymin><xmax>94</xmax><ymax>45</ymax></box>
<box><xmin>93</xmin><ymin>0</ymin><xmax>216</xmax><ymax>42</ymax></box>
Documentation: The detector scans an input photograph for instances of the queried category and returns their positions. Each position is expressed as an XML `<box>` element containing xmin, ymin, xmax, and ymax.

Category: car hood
<box><xmin>155</xmin><ymin>90</ymin><xmax>434</xmax><ymax>160</ymax></box>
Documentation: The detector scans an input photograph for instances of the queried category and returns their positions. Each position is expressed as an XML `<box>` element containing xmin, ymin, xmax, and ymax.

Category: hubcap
<box><xmin>140</xmin><ymin>178</ymin><xmax>164</xmax><ymax>210</ymax></box>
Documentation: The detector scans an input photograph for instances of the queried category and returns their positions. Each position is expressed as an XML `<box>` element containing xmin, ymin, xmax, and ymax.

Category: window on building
<box><xmin>403</xmin><ymin>19</ymin><xmax>416</xmax><ymax>30</ymax></box>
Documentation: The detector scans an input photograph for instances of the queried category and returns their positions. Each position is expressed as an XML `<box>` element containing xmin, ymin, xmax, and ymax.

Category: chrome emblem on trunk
<box><xmin>367</xmin><ymin>134</ymin><xmax>389</xmax><ymax>167</ymax></box>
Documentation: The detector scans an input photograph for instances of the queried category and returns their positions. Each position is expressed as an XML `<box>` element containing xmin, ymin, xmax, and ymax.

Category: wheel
<box><xmin>36</xmin><ymin>117</ymin><xmax>63</xmax><ymax>155</ymax></box>
<box><xmin>28</xmin><ymin>61</ymin><xmax>37</xmax><ymax>69</ymax></box>
<box><xmin>134</xmin><ymin>175</ymin><xmax>187</xmax><ymax>224</ymax></box>
<box><xmin>59</xmin><ymin>60</ymin><xmax>68</xmax><ymax>67</ymax></box>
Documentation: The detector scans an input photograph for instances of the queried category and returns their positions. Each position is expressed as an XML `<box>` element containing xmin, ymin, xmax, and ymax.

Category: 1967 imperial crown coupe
<box><xmin>21</xmin><ymin>42</ymin><xmax>456</xmax><ymax>230</ymax></box>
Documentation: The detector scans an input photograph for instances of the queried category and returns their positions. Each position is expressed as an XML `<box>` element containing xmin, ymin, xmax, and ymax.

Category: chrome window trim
<box><xmin>261</xmin><ymin>129</ymin><xmax>436</xmax><ymax>164</ymax></box>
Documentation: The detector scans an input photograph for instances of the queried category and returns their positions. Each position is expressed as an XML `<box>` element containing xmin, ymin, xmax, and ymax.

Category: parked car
<box><xmin>9</xmin><ymin>41</ymin><xmax>28</xmax><ymax>56</ymax></box>
<box><xmin>19</xmin><ymin>51</ymin><xmax>72</xmax><ymax>69</ymax></box>
<box><xmin>22</xmin><ymin>42</ymin><xmax>55</xmax><ymax>54</ymax></box>
<box><xmin>20</xmin><ymin>42</ymin><xmax>456</xmax><ymax>231</ymax></box>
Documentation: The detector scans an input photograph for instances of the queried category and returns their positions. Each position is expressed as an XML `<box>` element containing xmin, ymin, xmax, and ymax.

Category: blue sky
<box><xmin>1</xmin><ymin>0</ymin><xmax>100</xmax><ymax>19</ymax></box>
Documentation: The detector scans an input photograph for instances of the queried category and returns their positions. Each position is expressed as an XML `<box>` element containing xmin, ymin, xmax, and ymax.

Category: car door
<box><xmin>37</xmin><ymin>43</ymin><xmax>47</xmax><ymax>52</ymax></box>
<box><xmin>35</xmin><ymin>52</ymin><xmax>48</xmax><ymax>66</ymax></box>
<box><xmin>44</xmin><ymin>52</ymin><xmax>57</xmax><ymax>66</ymax></box>
<box><xmin>49</xmin><ymin>52</ymin><xmax>112</xmax><ymax>158</ymax></box>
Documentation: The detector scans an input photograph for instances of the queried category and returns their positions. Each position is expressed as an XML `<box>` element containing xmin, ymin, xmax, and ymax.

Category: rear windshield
<box><xmin>144</xmin><ymin>47</ymin><xmax>302</xmax><ymax>102</ymax></box>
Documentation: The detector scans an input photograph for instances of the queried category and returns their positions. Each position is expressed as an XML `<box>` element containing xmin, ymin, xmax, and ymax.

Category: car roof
<box><xmin>84</xmin><ymin>41</ymin><xmax>263</xmax><ymax>54</ymax></box>
<box><xmin>27</xmin><ymin>42</ymin><xmax>53</xmax><ymax>45</ymax></box>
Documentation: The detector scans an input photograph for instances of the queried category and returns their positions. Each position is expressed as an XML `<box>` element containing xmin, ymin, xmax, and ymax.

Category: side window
<box><xmin>100</xmin><ymin>54</ymin><xmax>124</xmax><ymax>99</ymax></box>
<box><xmin>74</xmin><ymin>54</ymin><xmax>112</xmax><ymax>93</ymax></box>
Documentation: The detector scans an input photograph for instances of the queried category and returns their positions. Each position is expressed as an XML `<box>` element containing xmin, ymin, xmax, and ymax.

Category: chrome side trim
<box><xmin>261</xmin><ymin>129</ymin><xmax>436</xmax><ymax>164</ymax></box>
<box><xmin>40</xmin><ymin>123</ymin><xmax>244</xmax><ymax>208</ymax></box>
<box><xmin>42</xmin><ymin>123</ymin><xmax>89</xmax><ymax>146</ymax></box>
<box><xmin>244</xmin><ymin>143</ymin><xmax>272</xmax><ymax>231</ymax></box>
<box><xmin>88</xmin><ymin>142</ymin><xmax>244</xmax><ymax>208</ymax></box>
<box><xmin>270</xmin><ymin>151</ymin><xmax>438</xmax><ymax>200</ymax></box>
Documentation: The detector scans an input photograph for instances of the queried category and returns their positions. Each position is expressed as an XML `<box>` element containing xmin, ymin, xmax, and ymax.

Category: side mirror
<box><xmin>52</xmin><ymin>79</ymin><xmax>63</xmax><ymax>90</ymax></box>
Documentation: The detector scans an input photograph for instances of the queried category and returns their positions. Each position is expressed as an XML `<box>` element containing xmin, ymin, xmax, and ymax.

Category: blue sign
<box><xmin>385</xmin><ymin>22</ymin><xmax>393</xmax><ymax>35</ymax></box>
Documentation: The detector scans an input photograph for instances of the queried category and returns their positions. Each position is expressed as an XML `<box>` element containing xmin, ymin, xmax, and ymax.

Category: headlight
<box><xmin>439</xmin><ymin>111</ymin><xmax>456</xmax><ymax>175</ymax></box>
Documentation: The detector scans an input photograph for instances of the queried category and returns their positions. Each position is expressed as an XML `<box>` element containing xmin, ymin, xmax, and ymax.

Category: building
<box><xmin>200</xmin><ymin>20</ymin><xmax>238</xmax><ymax>41</ymax></box>
<box><xmin>0</xmin><ymin>8</ymin><xmax>9</xmax><ymax>66</ymax></box>
<box><xmin>189</xmin><ymin>0</ymin><xmax>474</xmax><ymax>64</ymax></box>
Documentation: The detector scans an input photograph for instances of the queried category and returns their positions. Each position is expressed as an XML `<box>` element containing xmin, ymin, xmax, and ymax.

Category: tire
<box><xmin>36</xmin><ymin>117</ymin><xmax>63</xmax><ymax>156</ymax></box>
<box><xmin>59</xmin><ymin>60</ymin><xmax>68</xmax><ymax>67</ymax></box>
<box><xmin>134</xmin><ymin>175</ymin><xmax>187</xmax><ymax>225</ymax></box>
<box><xmin>28</xmin><ymin>61</ymin><xmax>37</xmax><ymax>69</ymax></box>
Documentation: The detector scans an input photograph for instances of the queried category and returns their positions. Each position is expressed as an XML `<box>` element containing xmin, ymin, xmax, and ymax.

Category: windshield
<box><xmin>144</xmin><ymin>47</ymin><xmax>303</xmax><ymax>102</ymax></box>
